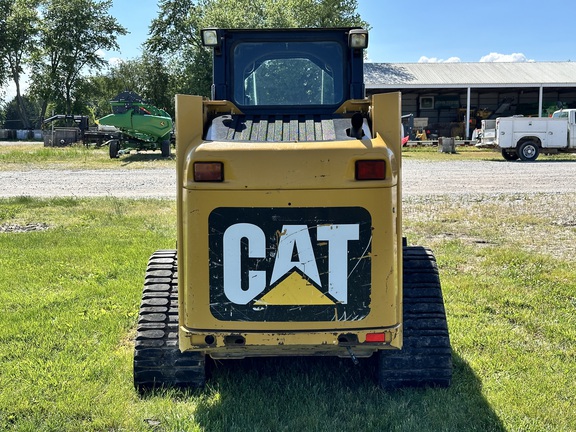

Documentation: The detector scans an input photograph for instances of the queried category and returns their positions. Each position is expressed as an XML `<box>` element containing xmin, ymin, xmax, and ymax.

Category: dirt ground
<box><xmin>1</xmin><ymin>158</ymin><xmax>576</xmax><ymax>198</ymax></box>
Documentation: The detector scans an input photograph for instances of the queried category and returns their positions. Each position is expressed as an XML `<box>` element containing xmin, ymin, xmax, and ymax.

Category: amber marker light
<box><xmin>194</xmin><ymin>162</ymin><xmax>224</xmax><ymax>182</ymax></box>
<box><xmin>355</xmin><ymin>160</ymin><xmax>386</xmax><ymax>180</ymax></box>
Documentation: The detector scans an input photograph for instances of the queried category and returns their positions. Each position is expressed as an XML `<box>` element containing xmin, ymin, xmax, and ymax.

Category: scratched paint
<box><xmin>208</xmin><ymin>207</ymin><xmax>372</xmax><ymax>322</ymax></box>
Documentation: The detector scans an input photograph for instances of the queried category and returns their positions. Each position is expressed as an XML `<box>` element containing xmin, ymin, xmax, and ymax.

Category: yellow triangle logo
<box><xmin>254</xmin><ymin>271</ymin><xmax>335</xmax><ymax>305</ymax></box>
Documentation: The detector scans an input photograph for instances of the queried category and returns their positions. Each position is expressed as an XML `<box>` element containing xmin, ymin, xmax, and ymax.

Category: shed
<box><xmin>365</xmin><ymin>62</ymin><xmax>576</xmax><ymax>139</ymax></box>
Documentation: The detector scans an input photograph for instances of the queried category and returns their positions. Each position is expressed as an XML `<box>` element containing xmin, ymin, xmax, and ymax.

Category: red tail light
<box><xmin>365</xmin><ymin>333</ymin><xmax>386</xmax><ymax>343</ymax></box>
<box><xmin>194</xmin><ymin>162</ymin><xmax>223</xmax><ymax>182</ymax></box>
<box><xmin>355</xmin><ymin>160</ymin><xmax>386</xmax><ymax>180</ymax></box>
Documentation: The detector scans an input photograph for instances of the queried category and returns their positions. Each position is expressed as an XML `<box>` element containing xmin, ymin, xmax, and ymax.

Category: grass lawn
<box><xmin>0</xmin><ymin>143</ymin><xmax>175</xmax><ymax>171</ymax></box>
<box><xmin>2</xmin><ymin>143</ymin><xmax>576</xmax><ymax>170</ymax></box>
<box><xmin>0</xmin><ymin>194</ymin><xmax>574</xmax><ymax>431</ymax></box>
<box><xmin>402</xmin><ymin>144</ymin><xmax>576</xmax><ymax>162</ymax></box>
<box><xmin>0</xmin><ymin>142</ymin><xmax>499</xmax><ymax>168</ymax></box>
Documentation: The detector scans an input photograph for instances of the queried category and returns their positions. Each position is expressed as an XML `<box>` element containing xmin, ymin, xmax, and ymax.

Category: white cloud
<box><xmin>479</xmin><ymin>52</ymin><xmax>534</xmax><ymax>62</ymax></box>
<box><xmin>108</xmin><ymin>57</ymin><xmax>124</xmax><ymax>66</ymax></box>
<box><xmin>418</xmin><ymin>56</ymin><xmax>461</xmax><ymax>63</ymax></box>
<box><xmin>418</xmin><ymin>52</ymin><xmax>535</xmax><ymax>63</ymax></box>
<box><xmin>96</xmin><ymin>49</ymin><xmax>125</xmax><ymax>66</ymax></box>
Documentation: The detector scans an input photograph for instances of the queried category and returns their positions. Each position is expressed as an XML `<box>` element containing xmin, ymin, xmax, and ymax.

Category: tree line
<box><xmin>0</xmin><ymin>0</ymin><xmax>367</xmax><ymax>130</ymax></box>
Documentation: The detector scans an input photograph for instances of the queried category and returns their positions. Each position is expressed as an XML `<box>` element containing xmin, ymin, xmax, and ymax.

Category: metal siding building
<box><xmin>365</xmin><ymin>62</ymin><xmax>576</xmax><ymax>139</ymax></box>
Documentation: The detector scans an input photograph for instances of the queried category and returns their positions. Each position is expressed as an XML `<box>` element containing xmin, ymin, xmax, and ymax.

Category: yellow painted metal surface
<box><xmin>175</xmin><ymin>92</ymin><xmax>403</xmax><ymax>356</ymax></box>
<box><xmin>184</xmin><ymin>329</ymin><xmax>400</xmax><ymax>359</ymax></box>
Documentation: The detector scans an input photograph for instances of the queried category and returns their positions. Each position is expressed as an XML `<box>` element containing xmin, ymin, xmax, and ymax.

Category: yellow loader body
<box><xmin>133</xmin><ymin>28</ymin><xmax>451</xmax><ymax>391</ymax></box>
<box><xmin>175</xmin><ymin>93</ymin><xmax>403</xmax><ymax>359</ymax></box>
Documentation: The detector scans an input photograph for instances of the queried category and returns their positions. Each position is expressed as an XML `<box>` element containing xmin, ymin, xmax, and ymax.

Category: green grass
<box><xmin>3</xmin><ymin>142</ymin><xmax>576</xmax><ymax>169</ymax></box>
<box><xmin>0</xmin><ymin>195</ymin><xmax>575</xmax><ymax>431</ymax></box>
<box><xmin>0</xmin><ymin>143</ymin><xmax>175</xmax><ymax>170</ymax></box>
<box><xmin>404</xmin><ymin>193</ymin><xmax>576</xmax><ymax>431</ymax></box>
<box><xmin>403</xmin><ymin>145</ymin><xmax>576</xmax><ymax>161</ymax></box>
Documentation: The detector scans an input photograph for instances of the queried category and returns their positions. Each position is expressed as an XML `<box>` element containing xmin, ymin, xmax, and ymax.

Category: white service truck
<box><xmin>496</xmin><ymin>109</ymin><xmax>576</xmax><ymax>161</ymax></box>
<box><xmin>476</xmin><ymin>119</ymin><xmax>496</xmax><ymax>147</ymax></box>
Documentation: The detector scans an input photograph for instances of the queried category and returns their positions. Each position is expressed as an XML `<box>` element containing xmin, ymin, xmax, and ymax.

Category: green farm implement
<box><xmin>98</xmin><ymin>91</ymin><xmax>173</xmax><ymax>158</ymax></box>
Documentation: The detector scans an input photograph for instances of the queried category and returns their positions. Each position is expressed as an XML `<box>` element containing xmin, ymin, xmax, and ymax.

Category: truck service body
<box><xmin>497</xmin><ymin>109</ymin><xmax>576</xmax><ymax>161</ymax></box>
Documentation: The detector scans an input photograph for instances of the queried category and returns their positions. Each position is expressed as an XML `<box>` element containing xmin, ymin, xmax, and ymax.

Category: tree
<box><xmin>198</xmin><ymin>0</ymin><xmax>367</xmax><ymax>29</ymax></box>
<box><xmin>82</xmin><ymin>52</ymin><xmax>179</xmax><ymax>123</ymax></box>
<box><xmin>290</xmin><ymin>0</ymin><xmax>367</xmax><ymax>28</ymax></box>
<box><xmin>2</xmin><ymin>95</ymin><xmax>41</xmax><ymax>130</ymax></box>
<box><xmin>139</xmin><ymin>53</ymin><xmax>175</xmax><ymax>112</ymax></box>
<box><xmin>0</xmin><ymin>0</ymin><xmax>40</xmax><ymax>129</ymax></box>
<box><xmin>145</xmin><ymin>0</ymin><xmax>368</xmax><ymax>98</ymax></box>
<box><xmin>145</xmin><ymin>0</ymin><xmax>209</xmax><ymax>97</ymax></box>
<box><xmin>0</xmin><ymin>0</ymin><xmax>9</xmax><ymax>89</ymax></box>
<box><xmin>0</xmin><ymin>102</ymin><xmax>6</xmax><ymax>128</ymax></box>
<box><xmin>31</xmin><ymin>0</ymin><xmax>127</xmax><ymax>119</ymax></box>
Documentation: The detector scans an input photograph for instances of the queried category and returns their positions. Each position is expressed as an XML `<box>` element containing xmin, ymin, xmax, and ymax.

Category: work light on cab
<box><xmin>355</xmin><ymin>160</ymin><xmax>386</xmax><ymax>180</ymax></box>
<box><xmin>201</xmin><ymin>29</ymin><xmax>220</xmax><ymax>47</ymax></box>
<box><xmin>348</xmin><ymin>29</ymin><xmax>369</xmax><ymax>49</ymax></box>
<box><xmin>194</xmin><ymin>162</ymin><xmax>223</xmax><ymax>182</ymax></box>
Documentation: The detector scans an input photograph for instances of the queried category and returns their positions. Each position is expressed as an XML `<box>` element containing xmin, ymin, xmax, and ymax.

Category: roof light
<box><xmin>201</xmin><ymin>29</ymin><xmax>220</xmax><ymax>47</ymax></box>
<box><xmin>349</xmin><ymin>29</ymin><xmax>368</xmax><ymax>49</ymax></box>
<box><xmin>355</xmin><ymin>160</ymin><xmax>386</xmax><ymax>181</ymax></box>
<box><xmin>194</xmin><ymin>162</ymin><xmax>223</xmax><ymax>182</ymax></box>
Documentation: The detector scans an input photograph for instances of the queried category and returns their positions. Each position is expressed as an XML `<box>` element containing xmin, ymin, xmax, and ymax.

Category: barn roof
<box><xmin>364</xmin><ymin>62</ymin><xmax>576</xmax><ymax>89</ymax></box>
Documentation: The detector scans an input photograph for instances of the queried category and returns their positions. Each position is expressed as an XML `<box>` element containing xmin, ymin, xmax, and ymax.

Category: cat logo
<box><xmin>208</xmin><ymin>207</ymin><xmax>372</xmax><ymax>322</ymax></box>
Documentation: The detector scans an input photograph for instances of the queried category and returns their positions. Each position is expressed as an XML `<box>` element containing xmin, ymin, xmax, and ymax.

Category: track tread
<box><xmin>133</xmin><ymin>250</ymin><xmax>205</xmax><ymax>392</ymax></box>
<box><xmin>378</xmin><ymin>246</ymin><xmax>452</xmax><ymax>389</ymax></box>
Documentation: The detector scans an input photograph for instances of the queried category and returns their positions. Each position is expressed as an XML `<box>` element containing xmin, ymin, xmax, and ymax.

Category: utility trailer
<box><xmin>42</xmin><ymin>114</ymin><xmax>121</xmax><ymax>147</ymax></box>
<box><xmin>133</xmin><ymin>28</ymin><xmax>452</xmax><ymax>391</ymax></box>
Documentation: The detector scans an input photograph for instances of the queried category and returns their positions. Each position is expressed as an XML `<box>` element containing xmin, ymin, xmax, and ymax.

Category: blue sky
<box><xmin>106</xmin><ymin>0</ymin><xmax>576</xmax><ymax>63</ymax></box>
<box><xmin>3</xmin><ymin>0</ymin><xmax>575</xmax><ymax>101</ymax></box>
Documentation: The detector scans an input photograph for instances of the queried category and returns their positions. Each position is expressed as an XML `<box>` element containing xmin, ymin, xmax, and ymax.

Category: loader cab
<box><xmin>201</xmin><ymin>28</ymin><xmax>368</xmax><ymax>115</ymax></box>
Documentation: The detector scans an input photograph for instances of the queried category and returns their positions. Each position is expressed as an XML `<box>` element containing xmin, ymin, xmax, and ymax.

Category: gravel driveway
<box><xmin>1</xmin><ymin>160</ymin><xmax>575</xmax><ymax>198</ymax></box>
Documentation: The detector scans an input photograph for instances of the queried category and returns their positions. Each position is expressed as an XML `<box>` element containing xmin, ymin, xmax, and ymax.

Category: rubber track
<box><xmin>133</xmin><ymin>250</ymin><xmax>205</xmax><ymax>391</ymax></box>
<box><xmin>378</xmin><ymin>246</ymin><xmax>453</xmax><ymax>389</ymax></box>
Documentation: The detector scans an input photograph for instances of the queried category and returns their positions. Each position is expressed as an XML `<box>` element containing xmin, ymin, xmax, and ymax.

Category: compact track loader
<box><xmin>133</xmin><ymin>28</ymin><xmax>452</xmax><ymax>390</ymax></box>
